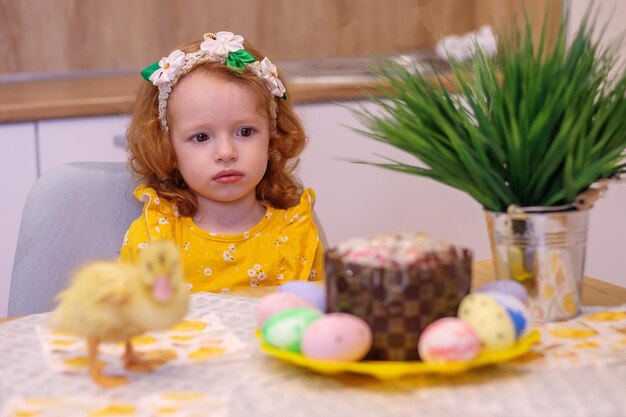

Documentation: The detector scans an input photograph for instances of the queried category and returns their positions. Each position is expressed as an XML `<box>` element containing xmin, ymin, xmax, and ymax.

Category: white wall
<box><xmin>568</xmin><ymin>0</ymin><xmax>626</xmax><ymax>288</ymax></box>
<box><xmin>568</xmin><ymin>0</ymin><xmax>626</xmax><ymax>69</ymax></box>
<box><xmin>297</xmin><ymin>102</ymin><xmax>492</xmax><ymax>261</ymax></box>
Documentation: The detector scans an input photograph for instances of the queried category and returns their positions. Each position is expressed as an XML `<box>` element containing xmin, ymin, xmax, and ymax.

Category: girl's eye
<box><xmin>238</xmin><ymin>127</ymin><xmax>255</xmax><ymax>137</ymax></box>
<box><xmin>191</xmin><ymin>133</ymin><xmax>209</xmax><ymax>143</ymax></box>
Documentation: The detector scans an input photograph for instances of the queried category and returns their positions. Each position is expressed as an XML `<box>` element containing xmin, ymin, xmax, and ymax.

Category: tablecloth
<box><xmin>1</xmin><ymin>293</ymin><xmax>625</xmax><ymax>417</ymax></box>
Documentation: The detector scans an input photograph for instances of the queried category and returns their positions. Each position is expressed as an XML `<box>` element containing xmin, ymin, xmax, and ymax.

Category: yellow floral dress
<box><xmin>119</xmin><ymin>185</ymin><xmax>324</xmax><ymax>292</ymax></box>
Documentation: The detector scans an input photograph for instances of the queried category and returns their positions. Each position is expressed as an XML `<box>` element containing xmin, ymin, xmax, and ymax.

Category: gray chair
<box><xmin>8</xmin><ymin>162</ymin><xmax>142</xmax><ymax>316</ymax></box>
<box><xmin>8</xmin><ymin>162</ymin><xmax>329</xmax><ymax>316</ymax></box>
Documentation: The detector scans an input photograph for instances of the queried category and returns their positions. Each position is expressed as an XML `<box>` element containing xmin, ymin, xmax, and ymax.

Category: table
<box><xmin>228</xmin><ymin>259</ymin><xmax>626</xmax><ymax>305</ymax></box>
<box><xmin>1</xmin><ymin>260</ymin><xmax>626</xmax><ymax>417</ymax></box>
<box><xmin>2</xmin><ymin>260</ymin><xmax>625</xmax><ymax>326</ymax></box>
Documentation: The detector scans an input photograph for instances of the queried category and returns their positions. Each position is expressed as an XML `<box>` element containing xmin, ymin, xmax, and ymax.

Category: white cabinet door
<box><xmin>295</xmin><ymin>101</ymin><xmax>491</xmax><ymax>260</ymax></box>
<box><xmin>0</xmin><ymin>123</ymin><xmax>38</xmax><ymax>317</ymax></box>
<box><xmin>38</xmin><ymin>115</ymin><xmax>131</xmax><ymax>174</ymax></box>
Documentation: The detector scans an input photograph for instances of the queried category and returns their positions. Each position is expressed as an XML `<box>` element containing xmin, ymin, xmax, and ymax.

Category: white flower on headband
<box><xmin>200</xmin><ymin>31</ymin><xmax>244</xmax><ymax>58</ymax></box>
<box><xmin>142</xmin><ymin>31</ymin><xmax>287</xmax><ymax>135</ymax></box>
<box><xmin>149</xmin><ymin>50</ymin><xmax>186</xmax><ymax>86</ymax></box>
<box><xmin>248</xmin><ymin>57</ymin><xmax>286</xmax><ymax>98</ymax></box>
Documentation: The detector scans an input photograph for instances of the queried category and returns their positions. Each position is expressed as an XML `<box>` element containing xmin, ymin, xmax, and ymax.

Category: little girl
<box><xmin>120</xmin><ymin>31</ymin><xmax>324</xmax><ymax>292</ymax></box>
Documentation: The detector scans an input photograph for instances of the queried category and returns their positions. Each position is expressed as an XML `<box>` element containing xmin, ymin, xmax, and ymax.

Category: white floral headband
<box><xmin>141</xmin><ymin>31</ymin><xmax>287</xmax><ymax>136</ymax></box>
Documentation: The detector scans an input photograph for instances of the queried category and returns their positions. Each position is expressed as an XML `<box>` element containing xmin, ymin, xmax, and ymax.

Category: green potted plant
<box><xmin>351</xmin><ymin>14</ymin><xmax>626</xmax><ymax>321</ymax></box>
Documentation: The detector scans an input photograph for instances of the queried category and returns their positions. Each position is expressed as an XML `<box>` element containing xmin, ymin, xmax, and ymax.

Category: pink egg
<box><xmin>301</xmin><ymin>313</ymin><xmax>373</xmax><ymax>361</ymax></box>
<box><xmin>418</xmin><ymin>317</ymin><xmax>481</xmax><ymax>363</ymax></box>
<box><xmin>256</xmin><ymin>292</ymin><xmax>314</xmax><ymax>328</ymax></box>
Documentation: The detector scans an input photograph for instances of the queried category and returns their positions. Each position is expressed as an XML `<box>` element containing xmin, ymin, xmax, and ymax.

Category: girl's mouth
<box><xmin>213</xmin><ymin>170</ymin><xmax>243</xmax><ymax>183</ymax></box>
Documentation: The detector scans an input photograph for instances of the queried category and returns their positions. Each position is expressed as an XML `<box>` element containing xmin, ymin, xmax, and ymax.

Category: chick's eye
<box><xmin>191</xmin><ymin>133</ymin><xmax>209</xmax><ymax>143</ymax></box>
<box><xmin>238</xmin><ymin>127</ymin><xmax>255</xmax><ymax>137</ymax></box>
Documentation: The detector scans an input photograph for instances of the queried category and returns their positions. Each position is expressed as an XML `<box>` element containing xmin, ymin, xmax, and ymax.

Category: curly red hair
<box><xmin>126</xmin><ymin>38</ymin><xmax>306</xmax><ymax>216</ymax></box>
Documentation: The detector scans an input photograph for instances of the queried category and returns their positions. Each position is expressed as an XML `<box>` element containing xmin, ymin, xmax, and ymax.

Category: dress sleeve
<box><xmin>119</xmin><ymin>185</ymin><xmax>177</xmax><ymax>263</ymax></box>
<box><xmin>278</xmin><ymin>189</ymin><xmax>325</xmax><ymax>282</ymax></box>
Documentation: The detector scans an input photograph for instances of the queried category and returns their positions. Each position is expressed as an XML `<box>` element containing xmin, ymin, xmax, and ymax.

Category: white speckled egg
<box><xmin>279</xmin><ymin>281</ymin><xmax>326</xmax><ymax>311</ymax></box>
<box><xmin>256</xmin><ymin>292</ymin><xmax>314</xmax><ymax>328</ymax></box>
<box><xmin>261</xmin><ymin>307</ymin><xmax>323</xmax><ymax>353</ymax></box>
<box><xmin>418</xmin><ymin>317</ymin><xmax>481</xmax><ymax>363</ymax></box>
<box><xmin>301</xmin><ymin>313</ymin><xmax>373</xmax><ymax>361</ymax></box>
<box><xmin>457</xmin><ymin>293</ymin><xmax>517</xmax><ymax>350</ymax></box>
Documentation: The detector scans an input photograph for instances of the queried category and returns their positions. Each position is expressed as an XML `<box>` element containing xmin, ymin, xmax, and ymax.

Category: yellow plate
<box><xmin>259</xmin><ymin>330</ymin><xmax>540</xmax><ymax>379</ymax></box>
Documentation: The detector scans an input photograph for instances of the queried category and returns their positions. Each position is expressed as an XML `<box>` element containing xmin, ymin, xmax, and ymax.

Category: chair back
<box><xmin>8</xmin><ymin>162</ymin><xmax>141</xmax><ymax>316</ymax></box>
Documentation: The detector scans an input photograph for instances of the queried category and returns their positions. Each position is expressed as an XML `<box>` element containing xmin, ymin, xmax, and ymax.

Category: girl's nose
<box><xmin>214</xmin><ymin>137</ymin><xmax>238</xmax><ymax>162</ymax></box>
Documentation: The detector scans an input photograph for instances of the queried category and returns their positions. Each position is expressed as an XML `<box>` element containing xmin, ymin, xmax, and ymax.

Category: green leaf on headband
<box><xmin>226</xmin><ymin>49</ymin><xmax>256</xmax><ymax>69</ymax></box>
<box><xmin>141</xmin><ymin>61</ymin><xmax>160</xmax><ymax>81</ymax></box>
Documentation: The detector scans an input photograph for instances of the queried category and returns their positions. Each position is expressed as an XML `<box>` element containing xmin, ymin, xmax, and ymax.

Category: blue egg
<box><xmin>477</xmin><ymin>279</ymin><xmax>528</xmax><ymax>304</ymax></box>
<box><xmin>278</xmin><ymin>281</ymin><xmax>326</xmax><ymax>312</ymax></box>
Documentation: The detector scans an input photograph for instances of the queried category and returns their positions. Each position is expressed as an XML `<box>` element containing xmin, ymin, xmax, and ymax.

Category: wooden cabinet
<box><xmin>0</xmin><ymin>123</ymin><xmax>38</xmax><ymax>317</ymax></box>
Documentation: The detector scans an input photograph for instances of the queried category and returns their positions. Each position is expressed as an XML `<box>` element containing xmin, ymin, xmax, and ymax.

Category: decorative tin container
<box><xmin>485</xmin><ymin>207</ymin><xmax>589</xmax><ymax>321</ymax></box>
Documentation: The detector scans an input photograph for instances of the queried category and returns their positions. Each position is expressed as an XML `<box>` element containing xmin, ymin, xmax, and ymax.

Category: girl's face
<box><xmin>168</xmin><ymin>70</ymin><xmax>270</xmax><ymax>208</ymax></box>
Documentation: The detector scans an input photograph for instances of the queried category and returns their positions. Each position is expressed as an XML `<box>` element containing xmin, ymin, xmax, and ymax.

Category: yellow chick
<box><xmin>49</xmin><ymin>240</ymin><xmax>189</xmax><ymax>388</ymax></box>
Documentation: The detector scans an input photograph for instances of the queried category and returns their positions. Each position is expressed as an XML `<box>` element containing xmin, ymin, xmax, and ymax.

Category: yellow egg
<box><xmin>457</xmin><ymin>293</ymin><xmax>517</xmax><ymax>350</ymax></box>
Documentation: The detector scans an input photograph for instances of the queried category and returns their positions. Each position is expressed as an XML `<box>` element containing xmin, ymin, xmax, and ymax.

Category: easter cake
<box><xmin>325</xmin><ymin>232</ymin><xmax>472</xmax><ymax>361</ymax></box>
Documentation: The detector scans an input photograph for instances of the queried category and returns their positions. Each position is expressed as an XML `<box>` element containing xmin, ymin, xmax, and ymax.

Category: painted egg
<box><xmin>301</xmin><ymin>313</ymin><xmax>373</xmax><ymax>361</ymax></box>
<box><xmin>256</xmin><ymin>292</ymin><xmax>314</xmax><ymax>328</ymax></box>
<box><xmin>457</xmin><ymin>293</ymin><xmax>517</xmax><ymax>350</ymax></box>
<box><xmin>477</xmin><ymin>280</ymin><xmax>528</xmax><ymax>304</ymax></box>
<box><xmin>261</xmin><ymin>307</ymin><xmax>324</xmax><ymax>353</ymax></box>
<box><xmin>488</xmin><ymin>292</ymin><xmax>530</xmax><ymax>338</ymax></box>
<box><xmin>278</xmin><ymin>281</ymin><xmax>326</xmax><ymax>312</ymax></box>
<box><xmin>418</xmin><ymin>317</ymin><xmax>481</xmax><ymax>363</ymax></box>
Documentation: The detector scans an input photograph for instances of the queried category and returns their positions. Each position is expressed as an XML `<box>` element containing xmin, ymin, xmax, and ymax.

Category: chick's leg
<box><xmin>87</xmin><ymin>336</ymin><xmax>129</xmax><ymax>388</ymax></box>
<box><xmin>123</xmin><ymin>339</ymin><xmax>176</xmax><ymax>372</ymax></box>
<box><xmin>123</xmin><ymin>340</ymin><xmax>155</xmax><ymax>372</ymax></box>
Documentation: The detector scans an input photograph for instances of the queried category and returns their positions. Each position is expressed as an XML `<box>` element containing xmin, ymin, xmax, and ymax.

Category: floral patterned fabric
<box><xmin>119</xmin><ymin>186</ymin><xmax>324</xmax><ymax>292</ymax></box>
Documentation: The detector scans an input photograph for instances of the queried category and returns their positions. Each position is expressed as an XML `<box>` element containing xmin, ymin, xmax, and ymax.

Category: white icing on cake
<box><xmin>334</xmin><ymin>232</ymin><xmax>453</xmax><ymax>268</ymax></box>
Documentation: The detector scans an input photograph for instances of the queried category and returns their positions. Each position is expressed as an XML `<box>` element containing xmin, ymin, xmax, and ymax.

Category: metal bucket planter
<box><xmin>485</xmin><ymin>206</ymin><xmax>589</xmax><ymax>322</ymax></box>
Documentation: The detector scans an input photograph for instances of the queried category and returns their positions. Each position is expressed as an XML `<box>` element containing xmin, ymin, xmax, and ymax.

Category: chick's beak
<box><xmin>152</xmin><ymin>276</ymin><xmax>173</xmax><ymax>301</ymax></box>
